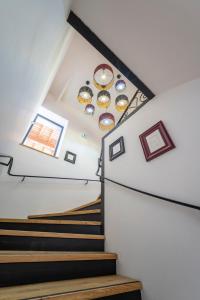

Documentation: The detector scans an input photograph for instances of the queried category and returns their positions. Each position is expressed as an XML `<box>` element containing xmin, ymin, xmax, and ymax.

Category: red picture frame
<box><xmin>139</xmin><ymin>121</ymin><xmax>175</xmax><ymax>161</ymax></box>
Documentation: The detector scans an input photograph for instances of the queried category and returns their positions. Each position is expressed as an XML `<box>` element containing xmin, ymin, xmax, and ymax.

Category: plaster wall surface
<box><xmin>0</xmin><ymin>0</ymin><xmax>100</xmax><ymax>217</ymax></box>
<box><xmin>104</xmin><ymin>78</ymin><xmax>200</xmax><ymax>300</ymax></box>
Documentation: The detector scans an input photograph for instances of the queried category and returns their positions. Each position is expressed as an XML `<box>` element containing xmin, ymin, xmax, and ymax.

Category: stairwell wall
<box><xmin>0</xmin><ymin>0</ymin><xmax>100</xmax><ymax>218</ymax></box>
<box><xmin>104</xmin><ymin>78</ymin><xmax>200</xmax><ymax>300</ymax></box>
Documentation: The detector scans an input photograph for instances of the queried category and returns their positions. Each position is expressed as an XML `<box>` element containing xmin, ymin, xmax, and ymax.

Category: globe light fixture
<box><xmin>115</xmin><ymin>95</ymin><xmax>129</xmax><ymax>112</ymax></box>
<box><xmin>93</xmin><ymin>64</ymin><xmax>114</xmax><ymax>90</ymax></box>
<box><xmin>85</xmin><ymin>104</ymin><xmax>95</xmax><ymax>115</ymax></box>
<box><xmin>99</xmin><ymin>113</ymin><xmax>115</xmax><ymax>131</ymax></box>
<box><xmin>77</xmin><ymin>86</ymin><xmax>93</xmax><ymax>104</ymax></box>
<box><xmin>97</xmin><ymin>90</ymin><xmax>111</xmax><ymax>108</ymax></box>
<box><xmin>115</xmin><ymin>79</ymin><xmax>126</xmax><ymax>92</ymax></box>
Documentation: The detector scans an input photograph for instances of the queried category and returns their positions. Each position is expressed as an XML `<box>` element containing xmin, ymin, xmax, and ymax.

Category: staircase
<box><xmin>0</xmin><ymin>197</ymin><xmax>142</xmax><ymax>299</ymax></box>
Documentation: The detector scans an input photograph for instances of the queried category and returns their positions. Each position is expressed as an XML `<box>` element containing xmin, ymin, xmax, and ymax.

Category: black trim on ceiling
<box><xmin>67</xmin><ymin>11</ymin><xmax>155</xmax><ymax>100</ymax></box>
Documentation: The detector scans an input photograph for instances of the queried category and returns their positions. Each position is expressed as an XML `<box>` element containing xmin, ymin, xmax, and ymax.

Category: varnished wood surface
<box><xmin>64</xmin><ymin>198</ymin><xmax>101</xmax><ymax>213</ymax></box>
<box><xmin>42</xmin><ymin>282</ymin><xmax>142</xmax><ymax>299</ymax></box>
<box><xmin>0</xmin><ymin>275</ymin><xmax>142</xmax><ymax>300</ymax></box>
<box><xmin>0</xmin><ymin>218</ymin><xmax>101</xmax><ymax>226</ymax></box>
<box><xmin>28</xmin><ymin>209</ymin><xmax>101</xmax><ymax>219</ymax></box>
<box><xmin>0</xmin><ymin>229</ymin><xmax>104</xmax><ymax>240</ymax></box>
<box><xmin>0</xmin><ymin>251</ymin><xmax>117</xmax><ymax>263</ymax></box>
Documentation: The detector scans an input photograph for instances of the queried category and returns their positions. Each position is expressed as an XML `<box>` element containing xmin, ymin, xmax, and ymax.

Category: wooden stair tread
<box><xmin>64</xmin><ymin>198</ymin><xmax>101</xmax><ymax>213</ymax></box>
<box><xmin>28</xmin><ymin>209</ymin><xmax>101</xmax><ymax>219</ymax></box>
<box><xmin>0</xmin><ymin>251</ymin><xmax>117</xmax><ymax>263</ymax></box>
<box><xmin>0</xmin><ymin>275</ymin><xmax>142</xmax><ymax>300</ymax></box>
<box><xmin>0</xmin><ymin>218</ymin><xmax>101</xmax><ymax>226</ymax></box>
<box><xmin>0</xmin><ymin>229</ymin><xmax>104</xmax><ymax>240</ymax></box>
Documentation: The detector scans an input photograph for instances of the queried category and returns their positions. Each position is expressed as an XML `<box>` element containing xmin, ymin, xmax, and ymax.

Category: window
<box><xmin>22</xmin><ymin>114</ymin><xmax>64</xmax><ymax>157</ymax></box>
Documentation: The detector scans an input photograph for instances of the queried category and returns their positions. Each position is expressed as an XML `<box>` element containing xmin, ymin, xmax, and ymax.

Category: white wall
<box><xmin>0</xmin><ymin>179</ymin><xmax>100</xmax><ymax>218</ymax></box>
<box><xmin>105</xmin><ymin>78</ymin><xmax>200</xmax><ymax>205</ymax></box>
<box><xmin>0</xmin><ymin>0</ymin><xmax>100</xmax><ymax>218</ymax></box>
<box><xmin>0</xmin><ymin>124</ymin><xmax>100</xmax><ymax>218</ymax></box>
<box><xmin>104</xmin><ymin>78</ymin><xmax>200</xmax><ymax>300</ymax></box>
<box><xmin>0</xmin><ymin>0</ymin><xmax>71</xmax><ymax>151</ymax></box>
<box><xmin>0</xmin><ymin>130</ymin><xmax>100</xmax><ymax>218</ymax></box>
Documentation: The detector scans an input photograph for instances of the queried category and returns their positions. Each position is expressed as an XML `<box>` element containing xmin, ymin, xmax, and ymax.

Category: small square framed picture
<box><xmin>64</xmin><ymin>151</ymin><xmax>77</xmax><ymax>164</ymax></box>
<box><xmin>139</xmin><ymin>121</ymin><xmax>175</xmax><ymax>161</ymax></box>
<box><xmin>109</xmin><ymin>136</ymin><xmax>125</xmax><ymax>161</ymax></box>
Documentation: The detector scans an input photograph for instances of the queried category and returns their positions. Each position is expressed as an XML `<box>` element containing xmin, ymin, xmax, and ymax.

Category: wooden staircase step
<box><xmin>0</xmin><ymin>275</ymin><xmax>142</xmax><ymax>300</ymax></box>
<box><xmin>0</xmin><ymin>219</ymin><xmax>101</xmax><ymax>235</ymax></box>
<box><xmin>28</xmin><ymin>209</ymin><xmax>101</xmax><ymax>220</ymax></box>
<box><xmin>0</xmin><ymin>252</ymin><xmax>117</xmax><ymax>286</ymax></box>
<box><xmin>0</xmin><ymin>229</ymin><xmax>104</xmax><ymax>240</ymax></box>
<box><xmin>0</xmin><ymin>218</ymin><xmax>101</xmax><ymax>225</ymax></box>
<box><xmin>64</xmin><ymin>198</ymin><xmax>101</xmax><ymax>213</ymax></box>
<box><xmin>0</xmin><ymin>251</ymin><xmax>117</xmax><ymax>263</ymax></box>
<box><xmin>0</xmin><ymin>230</ymin><xmax>104</xmax><ymax>251</ymax></box>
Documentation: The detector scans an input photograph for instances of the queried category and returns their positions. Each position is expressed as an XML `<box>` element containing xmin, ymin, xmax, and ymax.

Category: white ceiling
<box><xmin>43</xmin><ymin>28</ymin><xmax>137</xmax><ymax>144</ymax></box>
<box><xmin>72</xmin><ymin>0</ymin><xmax>200</xmax><ymax>95</ymax></box>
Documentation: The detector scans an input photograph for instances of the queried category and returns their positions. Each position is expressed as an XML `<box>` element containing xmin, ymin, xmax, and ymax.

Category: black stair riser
<box><xmin>99</xmin><ymin>290</ymin><xmax>141</xmax><ymax>299</ymax></box>
<box><xmin>0</xmin><ymin>260</ymin><xmax>116</xmax><ymax>287</ymax></box>
<box><xmin>0</xmin><ymin>236</ymin><xmax>104</xmax><ymax>251</ymax></box>
<box><xmin>0</xmin><ymin>223</ymin><xmax>101</xmax><ymax>235</ymax></box>
<box><xmin>77</xmin><ymin>203</ymin><xmax>101</xmax><ymax>211</ymax></box>
<box><xmin>37</xmin><ymin>213</ymin><xmax>101</xmax><ymax>221</ymax></box>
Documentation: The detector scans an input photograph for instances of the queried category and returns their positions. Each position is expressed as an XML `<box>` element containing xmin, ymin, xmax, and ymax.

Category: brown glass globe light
<box><xmin>99</xmin><ymin>113</ymin><xmax>115</xmax><ymax>131</ymax></box>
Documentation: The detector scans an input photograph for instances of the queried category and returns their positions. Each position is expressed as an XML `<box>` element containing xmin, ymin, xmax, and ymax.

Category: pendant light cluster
<box><xmin>78</xmin><ymin>85</ymin><xmax>93</xmax><ymax>104</ymax></box>
<box><xmin>85</xmin><ymin>104</ymin><xmax>95</xmax><ymax>115</ymax></box>
<box><xmin>93</xmin><ymin>64</ymin><xmax>114</xmax><ymax>90</ymax></box>
<box><xmin>115</xmin><ymin>94</ymin><xmax>129</xmax><ymax>112</ymax></box>
<box><xmin>115</xmin><ymin>79</ymin><xmax>126</xmax><ymax>92</ymax></box>
<box><xmin>99</xmin><ymin>113</ymin><xmax>115</xmax><ymax>131</ymax></box>
<box><xmin>77</xmin><ymin>64</ymin><xmax>129</xmax><ymax>131</ymax></box>
<box><xmin>97</xmin><ymin>90</ymin><xmax>111</xmax><ymax>108</ymax></box>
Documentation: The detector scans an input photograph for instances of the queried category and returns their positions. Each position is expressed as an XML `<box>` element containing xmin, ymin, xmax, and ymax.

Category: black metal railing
<box><xmin>103</xmin><ymin>177</ymin><xmax>200</xmax><ymax>211</ymax></box>
<box><xmin>96</xmin><ymin>89</ymin><xmax>152</xmax><ymax>178</ymax></box>
<box><xmin>0</xmin><ymin>154</ymin><xmax>100</xmax><ymax>184</ymax></box>
<box><xmin>117</xmin><ymin>89</ymin><xmax>150</xmax><ymax>125</ymax></box>
<box><xmin>96</xmin><ymin>152</ymin><xmax>103</xmax><ymax>177</ymax></box>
